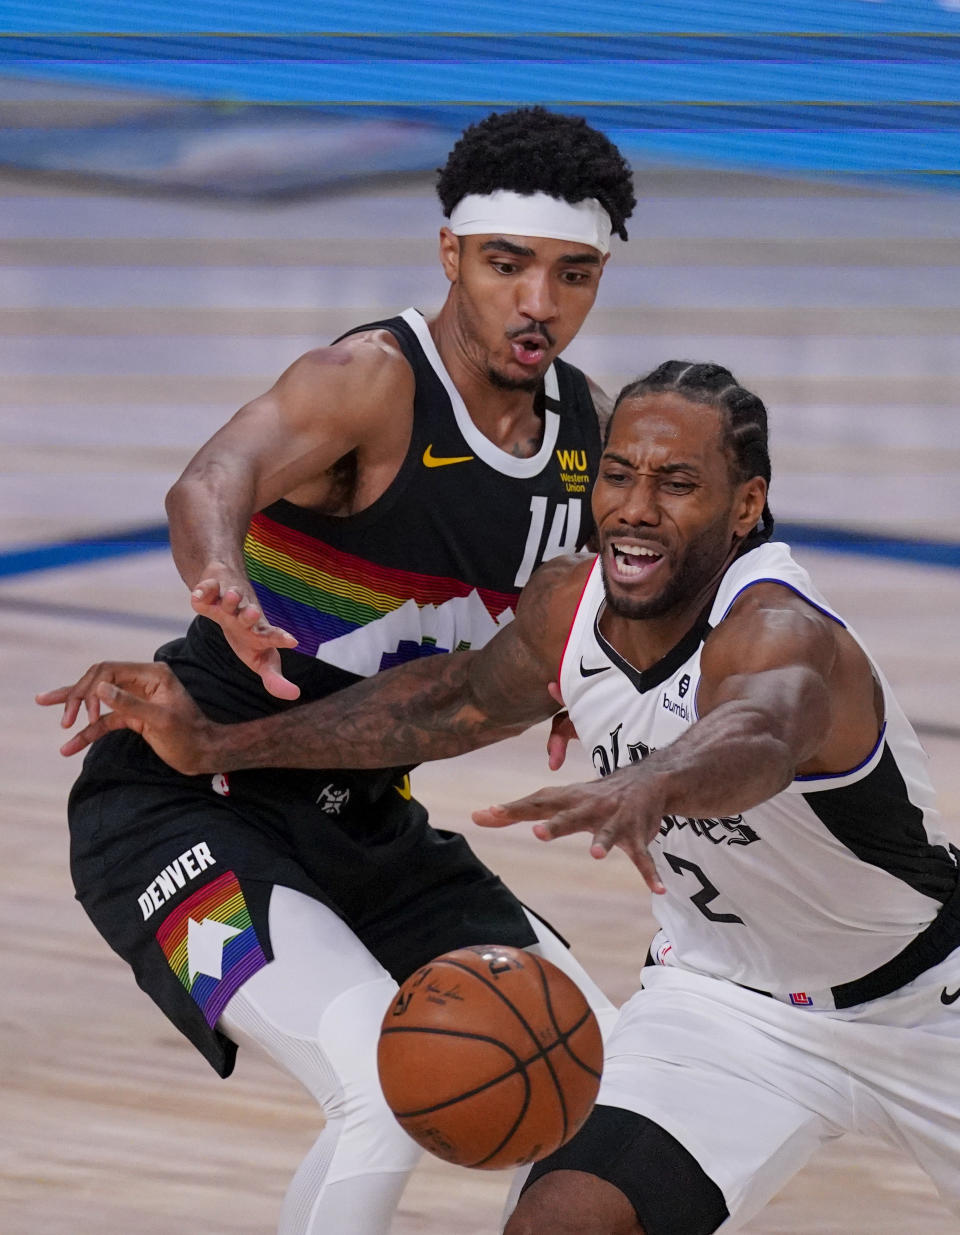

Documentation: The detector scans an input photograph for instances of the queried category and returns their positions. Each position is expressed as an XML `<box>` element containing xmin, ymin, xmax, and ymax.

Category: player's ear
<box><xmin>438</xmin><ymin>227</ymin><xmax>461</xmax><ymax>283</ymax></box>
<box><xmin>733</xmin><ymin>476</ymin><xmax>767</xmax><ymax>539</ymax></box>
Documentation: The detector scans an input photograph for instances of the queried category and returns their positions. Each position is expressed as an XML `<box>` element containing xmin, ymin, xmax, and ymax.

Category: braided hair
<box><xmin>436</xmin><ymin>106</ymin><xmax>636</xmax><ymax>241</ymax></box>
<box><xmin>614</xmin><ymin>361</ymin><xmax>775</xmax><ymax>550</ymax></box>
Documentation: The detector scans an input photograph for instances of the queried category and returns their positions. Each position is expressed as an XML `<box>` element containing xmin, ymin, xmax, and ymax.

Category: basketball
<box><xmin>377</xmin><ymin>944</ymin><xmax>602</xmax><ymax>1170</ymax></box>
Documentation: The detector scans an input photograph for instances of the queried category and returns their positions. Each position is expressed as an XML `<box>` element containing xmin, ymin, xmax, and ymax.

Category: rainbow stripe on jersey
<box><xmin>243</xmin><ymin>511</ymin><xmax>518</xmax><ymax>666</ymax></box>
<box><xmin>155</xmin><ymin>870</ymin><xmax>268</xmax><ymax>1028</ymax></box>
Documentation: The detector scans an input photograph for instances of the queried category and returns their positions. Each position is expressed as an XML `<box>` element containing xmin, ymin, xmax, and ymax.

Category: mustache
<box><xmin>506</xmin><ymin>321</ymin><xmax>556</xmax><ymax>349</ymax></box>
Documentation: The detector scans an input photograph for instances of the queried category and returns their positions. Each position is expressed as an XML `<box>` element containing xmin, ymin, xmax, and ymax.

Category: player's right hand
<box><xmin>36</xmin><ymin>661</ymin><xmax>219</xmax><ymax>775</ymax></box>
<box><xmin>190</xmin><ymin>569</ymin><xmax>301</xmax><ymax>700</ymax></box>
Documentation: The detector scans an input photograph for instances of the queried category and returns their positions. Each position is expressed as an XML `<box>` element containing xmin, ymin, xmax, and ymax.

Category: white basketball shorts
<box><xmin>596</xmin><ymin>941</ymin><xmax>960</xmax><ymax>1231</ymax></box>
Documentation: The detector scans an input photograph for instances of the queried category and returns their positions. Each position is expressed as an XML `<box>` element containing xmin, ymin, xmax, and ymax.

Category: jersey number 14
<box><xmin>513</xmin><ymin>497</ymin><xmax>583</xmax><ymax>588</ymax></box>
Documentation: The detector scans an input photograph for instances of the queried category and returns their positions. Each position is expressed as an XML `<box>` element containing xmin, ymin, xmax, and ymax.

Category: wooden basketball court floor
<box><xmin>2</xmin><ymin>159</ymin><xmax>959</xmax><ymax>1234</ymax></box>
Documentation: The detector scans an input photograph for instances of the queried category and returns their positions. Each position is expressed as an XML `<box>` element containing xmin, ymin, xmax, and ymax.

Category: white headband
<box><xmin>448</xmin><ymin>190</ymin><xmax>613</xmax><ymax>256</ymax></box>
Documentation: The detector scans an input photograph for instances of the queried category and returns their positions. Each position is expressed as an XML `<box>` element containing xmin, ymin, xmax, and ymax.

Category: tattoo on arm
<box><xmin>216</xmin><ymin>626</ymin><xmax>555</xmax><ymax>773</ymax></box>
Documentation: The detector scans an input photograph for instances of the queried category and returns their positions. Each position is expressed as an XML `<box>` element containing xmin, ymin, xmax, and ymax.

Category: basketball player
<box><xmin>37</xmin><ymin>109</ymin><xmax>635</xmax><ymax>1235</ymax></box>
<box><xmin>47</xmin><ymin>362</ymin><xmax>960</xmax><ymax>1234</ymax></box>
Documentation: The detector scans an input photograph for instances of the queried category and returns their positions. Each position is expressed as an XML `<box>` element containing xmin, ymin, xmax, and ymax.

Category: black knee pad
<box><xmin>521</xmin><ymin>1104</ymin><xmax>729</xmax><ymax>1235</ymax></box>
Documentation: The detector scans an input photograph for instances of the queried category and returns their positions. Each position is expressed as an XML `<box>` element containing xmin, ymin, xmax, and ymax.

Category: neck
<box><xmin>600</xmin><ymin>546</ymin><xmax>741</xmax><ymax>672</ymax></box>
<box><xmin>428</xmin><ymin>305</ymin><xmax>545</xmax><ymax>454</ymax></box>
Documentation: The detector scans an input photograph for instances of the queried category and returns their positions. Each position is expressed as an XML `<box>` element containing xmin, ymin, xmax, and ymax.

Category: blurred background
<box><xmin>2</xmin><ymin>3</ymin><xmax>960</xmax><ymax>1233</ymax></box>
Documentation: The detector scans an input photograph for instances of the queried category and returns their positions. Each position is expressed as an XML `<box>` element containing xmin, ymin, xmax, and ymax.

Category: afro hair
<box><xmin>437</xmin><ymin>106</ymin><xmax>636</xmax><ymax>241</ymax></box>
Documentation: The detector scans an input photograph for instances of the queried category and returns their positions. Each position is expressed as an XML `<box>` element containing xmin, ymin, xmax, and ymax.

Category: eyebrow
<box><xmin>603</xmin><ymin>451</ymin><xmax>702</xmax><ymax>476</ymax></box>
<box><xmin>478</xmin><ymin>238</ymin><xmax>602</xmax><ymax>265</ymax></box>
<box><xmin>479</xmin><ymin>238</ymin><xmax>535</xmax><ymax>257</ymax></box>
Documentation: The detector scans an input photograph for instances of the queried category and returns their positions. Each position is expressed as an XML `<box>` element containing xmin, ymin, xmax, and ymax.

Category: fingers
<box><xmin>59</xmin><ymin>708</ymin><xmax>130</xmax><ymax>757</ymax></box>
<box><xmin>190</xmin><ymin>577</ymin><xmax>221</xmax><ymax>606</ymax></box>
<box><xmin>36</xmin><ymin>663</ymin><xmax>121</xmax><ymax>728</ymax></box>
<box><xmin>261</xmin><ymin>665</ymin><xmax>301</xmax><ymax>701</ymax></box>
<box><xmin>36</xmin><ymin>684</ymin><xmax>95</xmax><ymax>729</ymax></box>
<box><xmin>474</xmin><ymin>789</ymin><xmax>567</xmax><ymax>825</ymax></box>
<box><xmin>35</xmin><ymin>686</ymin><xmax>71</xmax><ymax>705</ymax></box>
<box><xmin>473</xmin><ymin>784</ymin><xmax>667</xmax><ymax>897</ymax></box>
<box><xmin>472</xmin><ymin>805</ymin><xmax>515</xmax><ymax>828</ymax></box>
<box><xmin>191</xmin><ymin>582</ymin><xmax>298</xmax><ymax>648</ymax></box>
<box><xmin>546</xmin><ymin>732</ymin><xmax>568</xmax><ymax>772</ymax></box>
<box><xmin>473</xmin><ymin>787</ymin><xmax>584</xmax><ymax>830</ymax></box>
<box><xmin>254</xmin><ymin>646</ymin><xmax>300</xmax><ymax>700</ymax></box>
<box><xmin>57</xmin><ymin>679</ymin><xmax>166</xmax><ymax>757</ymax></box>
<box><xmin>584</xmin><ymin>817</ymin><xmax>666</xmax><ymax>894</ymax></box>
<box><xmin>546</xmin><ymin>710</ymin><xmax>577</xmax><ymax>772</ymax></box>
<box><xmin>37</xmin><ymin>661</ymin><xmax>174</xmax><ymax>735</ymax></box>
<box><xmin>532</xmin><ymin>811</ymin><xmax>666</xmax><ymax>894</ymax></box>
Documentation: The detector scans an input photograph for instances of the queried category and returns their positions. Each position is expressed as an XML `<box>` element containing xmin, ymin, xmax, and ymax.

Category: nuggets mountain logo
<box><xmin>316</xmin><ymin>784</ymin><xmax>351</xmax><ymax>815</ymax></box>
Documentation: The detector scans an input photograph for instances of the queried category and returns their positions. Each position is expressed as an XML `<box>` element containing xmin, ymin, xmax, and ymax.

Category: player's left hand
<box><xmin>544</xmin><ymin>681</ymin><xmax>579</xmax><ymax>771</ymax></box>
<box><xmin>36</xmin><ymin>661</ymin><xmax>218</xmax><ymax>773</ymax></box>
<box><xmin>473</xmin><ymin>775</ymin><xmax>667</xmax><ymax>895</ymax></box>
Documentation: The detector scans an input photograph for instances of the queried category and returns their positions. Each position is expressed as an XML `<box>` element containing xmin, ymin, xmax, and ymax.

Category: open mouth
<box><xmin>509</xmin><ymin>333</ymin><xmax>549</xmax><ymax>367</ymax></box>
<box><xmin>609</xmin><ymin>541</ymin><xmax>665</xmax><ymax>580</ymax></box>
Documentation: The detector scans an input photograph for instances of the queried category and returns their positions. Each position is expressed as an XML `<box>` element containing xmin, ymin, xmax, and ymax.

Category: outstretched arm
<box><xmin>165</xmin><ymin>332</ymin><xmax>414</xmax><ymax>699</ymax></box>
<box><xmin>475</xmin><ymin>583</ymin><xmax>883</xmax><ymax>894</ymax></box>
<box><xmin>38</xmin><ymin>557</ymin><xmax>590</xmax><ymax>776</ymax></box>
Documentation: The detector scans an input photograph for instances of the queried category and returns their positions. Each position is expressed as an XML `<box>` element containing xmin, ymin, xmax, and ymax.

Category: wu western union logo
<box><xmin>556</xmin><ymin>448</ymin><xmax>590</xmax><ymax>495</ymax></box>
<box><xmin>556</xmin><ymin>449</ymin><xmax>588</xmax><ymax>471</ymax></box>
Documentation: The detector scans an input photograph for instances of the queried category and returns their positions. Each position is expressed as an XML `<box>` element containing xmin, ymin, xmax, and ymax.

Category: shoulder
<box><xmin>703</xmin><ymin>578</ymin><xmax>841</xmax><ymax>682</ymax></box>
<box><xmin>271</xmin><ymin>328</ymin><xmax>416</xmax><ymax>426</ymax></box>
<box><xmin>515</xmin><ymin>555</ymin><xmax>596</xmax><ymax>652</ymax></box>
<box><xmin>285</xmin><ymin>327</ymin><xmax>413</xmax><ymax>392</ymax></box>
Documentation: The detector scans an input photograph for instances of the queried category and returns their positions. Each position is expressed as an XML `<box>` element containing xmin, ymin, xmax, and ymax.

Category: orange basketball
<box><xmin>377</xmin><ymin>944</ymin><xmax>602</xmax><ymax>1170</ymax></box>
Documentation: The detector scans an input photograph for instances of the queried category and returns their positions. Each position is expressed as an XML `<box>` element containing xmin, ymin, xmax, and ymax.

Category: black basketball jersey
<box><xmin>162</xmin><ymin>308</ymin><xmax>601</xmax><ymax>724</ymax></box>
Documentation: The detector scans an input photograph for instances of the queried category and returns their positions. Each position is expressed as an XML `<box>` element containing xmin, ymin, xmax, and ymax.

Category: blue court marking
<box><xmin>0</xmin><ymin>523</ymin><xmax>169</xmax><ymax>579</ymax></box>
<box><xmin>1</xmin><ymin>520</ymin><xmax>958</xmax><ymax>582</ymax></box>
<box><xmin>0</xmin><ymin>593</ymin><xmax>185</xmax><ymax>632</ymax></box>
<box><xmin>776</xmin><ymin>522</ymin><xmax>960</xmax><ymax>569</ymax></box>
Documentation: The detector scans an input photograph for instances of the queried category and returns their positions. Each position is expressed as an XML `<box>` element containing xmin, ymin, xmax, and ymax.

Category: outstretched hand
<box><xmin>191</xmin><ymin>571</ymin><xmax>300</xmax><ymax>700</ymax></box>
<box><xmin>36</xmin><ymin>661</ymin><xmax>218</xmax><ymax>775</ymax></box>
<box><xmin>472</xmin><ymin>772</ymin><xmax>668</xmax><ymax>895</ymax></box>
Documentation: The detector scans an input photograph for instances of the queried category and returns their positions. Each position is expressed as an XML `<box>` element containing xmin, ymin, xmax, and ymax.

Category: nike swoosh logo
<box><xmin>941</xmin><ymin>986</ymin><xmax>960</xmax><ymax>1005</ymax></box>
<box><xmin>394</xmin><ymin>774</ymin><xmax>412</xmax><ymax>801</ymax></box>
<box><xmin>423</xmin><ymin>444</ymin><xmax>474</xmax><ymax>468</ymax></box>
<box><xmin>579</xmin><ymin>658</ymin><xmax>611</xmax><ymax>677</ymax></box>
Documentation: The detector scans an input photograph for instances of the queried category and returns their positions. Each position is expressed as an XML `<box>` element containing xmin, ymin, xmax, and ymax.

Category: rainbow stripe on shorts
<box><xmin>155</xmin><ymin>870</ymin><xmax>268</xmax><ymax>1028</ymax></box>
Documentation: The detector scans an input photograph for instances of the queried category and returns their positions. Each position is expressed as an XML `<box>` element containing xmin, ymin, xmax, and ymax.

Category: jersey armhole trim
<box><xmin>717</xmin><ymin>577</ymin><xmax>881</xmax><ymax>791</ymax></box>
<box><xmin>717</xmin><ymin>578</ymin><xmax>847</xmax><ymax>628</ymax></box>
<box><xmin>790</xmin><ymin>721</ymin><xmax>888</xmax><ymax>791</ymax></box>
<box><xmin>557</xmin><ymin>557</ymin><xmax>600</xmax><ymax>688</ymax></box>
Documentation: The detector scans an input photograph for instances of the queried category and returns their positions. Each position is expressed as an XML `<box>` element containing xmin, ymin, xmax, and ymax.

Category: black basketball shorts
<box><xmin>69</xmin><ymin>730</ymin><xmax>537</xmax><ymax>1076</ymax></box>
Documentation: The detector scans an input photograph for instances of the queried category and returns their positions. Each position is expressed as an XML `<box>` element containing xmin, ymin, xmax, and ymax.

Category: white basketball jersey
<box><xmin>558</xmin><ymin>541</ymin><xmax>959</xmax><ymax>1008</ymax></box>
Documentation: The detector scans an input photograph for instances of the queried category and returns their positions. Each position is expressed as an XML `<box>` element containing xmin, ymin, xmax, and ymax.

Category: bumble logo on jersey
<box><xmin>555</xmin><ymin>448</ymin><xmax>590</xmax><ymax>495</ymax></box>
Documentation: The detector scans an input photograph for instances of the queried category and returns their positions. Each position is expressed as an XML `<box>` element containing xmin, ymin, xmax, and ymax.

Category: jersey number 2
<box><xmin>663</xmin><ymin>854</ymin><xmax>744</xmax><ymax>925</ymax></box>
